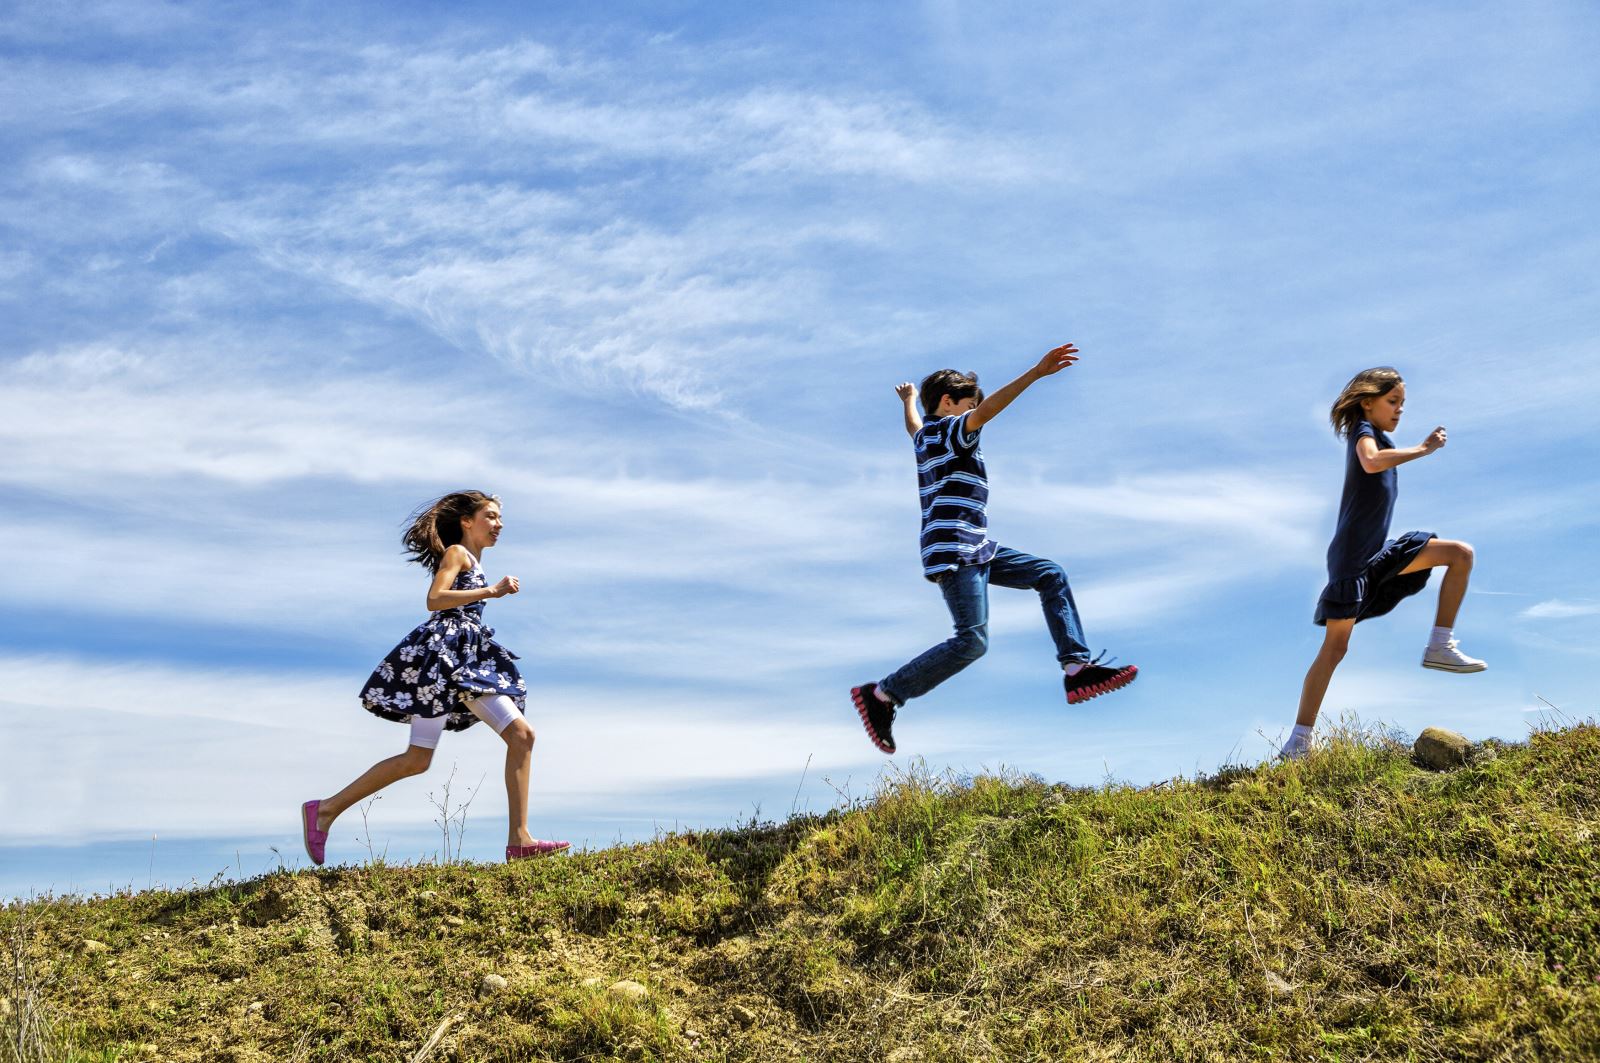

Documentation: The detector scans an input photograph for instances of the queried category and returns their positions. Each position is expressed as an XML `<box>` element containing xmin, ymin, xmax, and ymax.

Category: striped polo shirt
<box><xmin>914</xmin><ymin>412</ymin><xmax>996</xmax><ymax>579</ymax></box>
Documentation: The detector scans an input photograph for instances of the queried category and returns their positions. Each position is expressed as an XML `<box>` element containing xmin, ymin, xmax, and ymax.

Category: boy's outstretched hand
<box><xmin>1033</xmin><ymin>343</ymin><xmax>1080</xmax><ymax>377</ymax></box>
<box><xmin>895</xmin><ymin>382</ymin><xmax>917</xmax><ymax>401</ymax></box>
<box><xmin>967</xmin><ymin>342</ymin><xmax>1083</xmax><ymax>433</ymax></box>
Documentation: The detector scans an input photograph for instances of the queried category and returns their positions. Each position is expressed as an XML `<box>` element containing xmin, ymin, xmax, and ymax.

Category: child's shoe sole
<box><xmin>507</xmin><ymin>841</ymin><xmax>570</xmax><ymax>860</ymax></box>
<box><xmin>851</xmin><ymin>685</ymin><xmax>896</xmax><ymax>754</ymax></box>
<box><xmin>1421</xmin><ymin>658</ymin><xmax>1488</xmax><ymax>673</ymax></box>
<box><xmin>1065</xmin><ymin>665</ymin><xmax>1138</xmax><ymax>705</ymax></box>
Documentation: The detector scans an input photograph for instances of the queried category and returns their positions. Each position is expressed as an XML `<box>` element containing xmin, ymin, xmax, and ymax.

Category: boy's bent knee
<box><xmin>953</xmin><ymin>628</ymin><xmax>989</xmax><ymax>661</ymax></box>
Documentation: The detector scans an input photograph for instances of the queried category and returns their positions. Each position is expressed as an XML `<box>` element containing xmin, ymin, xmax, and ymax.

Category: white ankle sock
<box><xmin>1281</xmin><ymin>723</ymin><xmax>1313</xmax><ymax>757</ymax></box>
<box><xmin>873</xmin><ymin>684</ymin><xmax>895</xmax><ymax>705</ymax></box>
<box><xmin>1064</xmin><ymin>662</ymin><xmax>1085</xmax><ymax>677</ymax></box>
<box><xmin>1428</xmin><ymin>626</ymin><xmax>1453</xmax><ymax>650</ymax></box>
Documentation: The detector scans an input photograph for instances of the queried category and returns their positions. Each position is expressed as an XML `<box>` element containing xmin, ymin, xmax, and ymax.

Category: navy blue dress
<box><xmin>1315</xmin><ymin>420</ymin><xmax>1435</xmax><ymax>625</ymax></box>
<box><xmin>359</xmin><ymin>559</ymin><xmax>527</xmax><ymax>731</ymax></box>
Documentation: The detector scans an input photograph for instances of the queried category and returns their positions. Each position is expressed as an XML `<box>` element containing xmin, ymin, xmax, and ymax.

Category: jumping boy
<box><xmin>851</xmin><ymin>343</ymin><xmax>1139</xmax><ymax>754</ymax></box>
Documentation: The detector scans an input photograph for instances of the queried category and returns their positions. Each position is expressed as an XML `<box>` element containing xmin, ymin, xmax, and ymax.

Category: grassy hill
<box><xmin>5</xmin><ymin>723</ymin><xmax>1599</xmax><ymax>1062</ymax></box>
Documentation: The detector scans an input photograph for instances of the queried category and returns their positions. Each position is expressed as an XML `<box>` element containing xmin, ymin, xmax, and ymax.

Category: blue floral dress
<box><xmin>359</xmin><ymin>559</ymin><xmax>526</xmax><ymax>731</ymax></box>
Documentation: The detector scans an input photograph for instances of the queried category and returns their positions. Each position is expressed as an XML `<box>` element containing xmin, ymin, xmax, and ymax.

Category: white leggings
<box><xmin>407</xmin><ymin>695</ymin><xmax>522</xmax><ymax>750</ymax></box>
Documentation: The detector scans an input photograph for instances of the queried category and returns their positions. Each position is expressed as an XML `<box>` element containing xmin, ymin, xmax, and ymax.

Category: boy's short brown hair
<box><xmin>919</xmin><ymin>370</ymin><xmax>983</xmax><ymax>419</ymax></box>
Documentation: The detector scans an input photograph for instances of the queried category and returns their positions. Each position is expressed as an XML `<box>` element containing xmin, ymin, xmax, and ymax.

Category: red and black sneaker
<box><xmin>851</xmin><ymin>683</ymin><xmax>897</xmax><ymax>754</ymax></box>
<box><xmin>1064</xmin><ymin>653</ymin><xmax>1138</xmax><ymax>705</ymax></box>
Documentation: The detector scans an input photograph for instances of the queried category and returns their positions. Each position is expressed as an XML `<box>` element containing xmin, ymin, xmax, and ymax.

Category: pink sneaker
<box><xmin>506</xmin><ymin>840</ymin><xmax>570</xmax><ymax>861</ymax></box>
<box><xmin>301</xmin><ymin>800</ymin><xmax>328</xmax><ymax>866</ymax></box>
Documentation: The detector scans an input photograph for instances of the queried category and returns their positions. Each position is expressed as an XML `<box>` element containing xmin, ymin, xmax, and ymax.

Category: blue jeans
<box><xmin>878</xmin><ymin>546</ymin><xmax>1091</xmax><ymax>704</ymax></box>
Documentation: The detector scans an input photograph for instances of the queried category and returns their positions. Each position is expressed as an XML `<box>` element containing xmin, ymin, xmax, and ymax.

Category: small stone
<box><xmin>420</xmin><ymin>890</ymin><xmax>439</xmax><ymax>901</ymax></box>
<box><xmin>81</xmin><ymin>939</ymin><xmax>111</xmax><ymax>955</ymax></box>
<box><xmin>730</xmin><ymin>1003</ymin><xmax>757</xmax><ymax>1027</ymax></box>
<box><xmin>1414</xmin><ymin>727</ymin><xmax>1472</xmax><ymax>770</ymax></box>
<box><xmin>246</xmin><ymin>1000</ymin><xmax>264</xmax><ymax>1016</ymax></box>
<box><xmin>443</xmin><ymin>915</ymin><xmax>466</xmax><ymax>928</ymax></box>
<box><xmin>608</xmin><ymin>979</ymin><xmax>650</xmax><ymax>1003</ymax></box>
<box><xmin>685</xmin><ymin>1027</ymin><xmax>703</xmax><ymax>1041</ymax></box>
<box><xmin>479</xmin><ymin>973</ymin><xmax>508</xmax><ymax>996</ymax></box>
<box><xmin>1263</xmin><ymin>971</ymin><xmax>1294</xmax><ymax>995</ymax></box>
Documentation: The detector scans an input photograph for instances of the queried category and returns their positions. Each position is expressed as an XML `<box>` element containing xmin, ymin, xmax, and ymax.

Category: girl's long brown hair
<box><xmin>401</xmin><ymin>491</ymin><xmax>497</xmax><ymax>573</ymax></box>
<box><xmin>1329</xmin><ymin>367</ymin><xmax>1403</xmax><ymax>440</ymax></box>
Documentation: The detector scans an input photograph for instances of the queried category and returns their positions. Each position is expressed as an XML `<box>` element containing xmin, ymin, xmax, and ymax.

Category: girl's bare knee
<box><xmin>1434</xmin><ymin>539</ymin><xmax>1473</xmax><ymax>567</ymax></box>
<box><xmin>504</xmin><ymin>719</ymin><xmax>535</xmax><ymax>753</ymax></box>
<box><xmin>401</xmin><ymin>747</ymin><xmax>434</xmax><ymax>776</ymax></box>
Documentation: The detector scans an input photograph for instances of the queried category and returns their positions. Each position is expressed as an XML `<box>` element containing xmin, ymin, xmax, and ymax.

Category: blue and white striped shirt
<box><xmin>913</xmin><ymin>412</ymin><xmax>996</xmax><ymax>579</ymax></box>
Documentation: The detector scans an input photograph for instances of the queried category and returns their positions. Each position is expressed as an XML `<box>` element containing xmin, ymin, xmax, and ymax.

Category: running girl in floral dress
<box><xmin>301</xmin><ymin>491</ymin><xmax>568</xmax><ymax>863</ymax></box>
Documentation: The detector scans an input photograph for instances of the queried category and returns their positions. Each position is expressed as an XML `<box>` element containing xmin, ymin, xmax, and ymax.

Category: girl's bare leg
<box><xmin>1296</xmin><ymin>619</ymin><xmax>1354</xmax><ymax>728</ymax></box>
<box><xmin>500</xmin><ymin>718</ymin><xmax>536</xmax><ymax>847</ymax></box>
<box><xmin>317</xmin><ymin>745</ymin><xmax>435</xmax><ymax>832</ymax></box>
<box><xmin>1398</xmin><ymin>539</ymin><xmax>1475</xmax><ymax>628</ymax></box>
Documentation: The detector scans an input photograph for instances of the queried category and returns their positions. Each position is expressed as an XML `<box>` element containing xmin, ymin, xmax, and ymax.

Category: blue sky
<box><xmin>3</xmin><ymin>0</ymin><xmax>1597</xmax><ymax>900</ymax></box>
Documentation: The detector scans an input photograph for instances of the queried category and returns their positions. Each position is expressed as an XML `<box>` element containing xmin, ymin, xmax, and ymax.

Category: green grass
<box><xmin>5</xmin><ymin>724</ymin><xmax>1599</xmax><ymax>1061</ymax></box>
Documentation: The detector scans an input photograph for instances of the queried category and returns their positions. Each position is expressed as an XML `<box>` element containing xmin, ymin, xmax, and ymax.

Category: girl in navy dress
<box><xmin>301</xmin><ymin>491</ymin><xmax>569</xmax><ymax>863</ymax></box>
<box><xmin>1282</xmin><ymin>368</ymin><xmax>1486</xmax><ymax>759</ymax></box>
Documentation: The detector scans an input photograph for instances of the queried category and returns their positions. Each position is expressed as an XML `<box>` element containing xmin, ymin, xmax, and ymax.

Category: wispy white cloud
<box><xmin>0</xmin><ymin>345</ymin><xmax>486</xmax><ymax>487</ymax></box>
<box><xmin>7</xmin><ymin>35</ymin><xmax>1027</xmax><ymax>181</ymax></box>
<box><xmin>2</xmin><ymin>23</ymin><xmax>1036</xmax><ymax>409</ymax></box>
<box><xmin>1520</xmin><ymin>599</ymin><xmax>1600</xmax><ymax>621</ymax></box>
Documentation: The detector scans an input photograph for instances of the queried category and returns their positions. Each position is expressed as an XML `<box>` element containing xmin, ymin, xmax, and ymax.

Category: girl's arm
<box><xmin>895</xmin><ymin>382</ymin><xmax>923</xmax><ymax>437</ymax></box>
<box><xmin>1357</xmin><ymin>426</ymin><xmax>1446</xmax><ymax>473</ymax></box>
<box><xmin>425</xmin><ymin>545</ymin><xmax>519</xmax><ymax>611</ymax></box>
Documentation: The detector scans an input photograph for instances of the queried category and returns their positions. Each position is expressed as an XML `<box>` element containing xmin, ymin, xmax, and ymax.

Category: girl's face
<box><xmin>460</xmin><ymin>501</ymin><xmax>503</xmax><ymax>551</ymax></box>
<box><xmin>1361</xmin><ymin>382</ymin><xmax>1406</xmax><ymax>433</ymax></box>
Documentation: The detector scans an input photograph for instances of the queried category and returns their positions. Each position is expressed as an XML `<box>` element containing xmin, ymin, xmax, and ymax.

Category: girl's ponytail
<box><xmin>401</xmin><ymin>491</ymin><xmax>497</xmax><ymax>572</ymax></box>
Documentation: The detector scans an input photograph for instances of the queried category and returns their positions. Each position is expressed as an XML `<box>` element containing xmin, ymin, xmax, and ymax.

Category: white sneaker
<box><xmin>1422</xmin><ymin>639</ymin><xmax>1487</xmax><ymax>673</ymax></box>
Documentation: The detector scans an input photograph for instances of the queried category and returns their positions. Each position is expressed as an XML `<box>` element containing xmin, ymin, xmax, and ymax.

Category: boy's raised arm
<box><xmin>895</xmin><ymin>381</ymin><xmax>923</xmax><ymax>437</ymax></box>
<box><xmin>965</xmin><ymin>343</ymin><xmax>1079</xmax><ymax>433</ymax></box>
